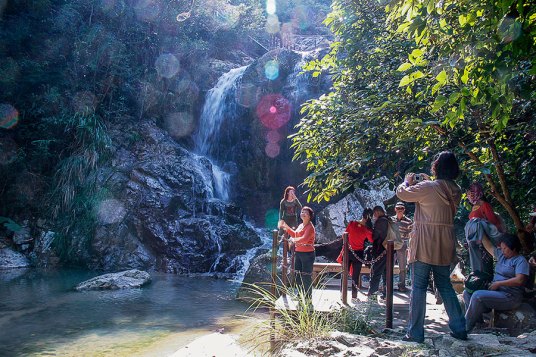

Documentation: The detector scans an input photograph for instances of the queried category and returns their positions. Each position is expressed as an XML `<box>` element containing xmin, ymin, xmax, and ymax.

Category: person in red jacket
<box><xmin>467</xmin><ymin>182</ymin><xmax>503</xmax><ymax>231</ymax></box>
<box><xmin>343</xmin><ymin>208</ymin><xmax>373</xmax><ymax>298</ymax></box>
<box><xmin>279</xmin><ymin>207</ymin><xmax>316</xmax><ymax>298</ymax></box>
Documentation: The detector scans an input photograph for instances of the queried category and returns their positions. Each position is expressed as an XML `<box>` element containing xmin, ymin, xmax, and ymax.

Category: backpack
<box><xmin>383</xmin><ymin>218</ymin><xmax>404</xmax><ymax>250</ymax></box>
<box><xmin>464</xmin><ymin>270</ymin><xmax>492</xmax><ymax>294</ymax></box>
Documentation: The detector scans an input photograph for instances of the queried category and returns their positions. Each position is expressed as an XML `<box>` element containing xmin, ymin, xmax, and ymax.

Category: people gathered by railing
<box><xmin>273</xmin><ymin>154</ymin><xmax>534</xmax><ymax>341</ymax></box>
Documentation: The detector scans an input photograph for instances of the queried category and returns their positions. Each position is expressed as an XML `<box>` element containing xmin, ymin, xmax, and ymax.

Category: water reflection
<box><xmin>0</xmin><ymin>269</ymin><xmax>248</xmax><ymax>356</ymax></box>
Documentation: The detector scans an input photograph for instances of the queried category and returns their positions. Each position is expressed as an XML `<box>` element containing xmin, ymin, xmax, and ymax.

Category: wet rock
<box><xmin>85</xmin><ymin>119</ymin><xmax>262</xmax><ymax>274</ymax></box>
<box><xmin>75</xmin><ymin>269</ymin><xmax>151</xmax><ymax>290</ymax></box>
<box><xmin>29</xmin><ymin>230</ymin><xmax>60</xmax><ymax>268</ymax></box>
<box><xmin>0</xmin><ymin>247</ymin><xmax>30</xmax><ymax>269</ymax></box>
<box><xmin>12</xmin><ymin>224</ymin><xmax>32</xmax><ymax>245</ymax></box>
<box><xmin>236</xmin><ymin>250</ymin><xmax>272</xmax><ymax>300</ymax></box>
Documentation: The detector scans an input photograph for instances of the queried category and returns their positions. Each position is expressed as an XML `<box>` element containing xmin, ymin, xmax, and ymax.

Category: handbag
<box><xmin>464</xmin><ymin>270</ymin><xmax>492</xmax><ymax>293</ymax></box>
<box><xmin>383</xmin><ymin>219</ymin><xmax>404</xmax><ymax>250</ymax></box>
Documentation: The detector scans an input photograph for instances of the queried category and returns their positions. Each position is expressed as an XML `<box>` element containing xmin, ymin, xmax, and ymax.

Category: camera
<box><xmin>415</xmin><ymin>174</ymin><xmax>423</xmax><ymax>182</ymax></box>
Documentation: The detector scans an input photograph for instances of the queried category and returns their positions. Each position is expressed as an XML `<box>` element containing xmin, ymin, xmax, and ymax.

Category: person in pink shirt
<box><xmin>279</xmin><ymin>207</ymin><xmax>316</xmax><ymax>298</ymax></box>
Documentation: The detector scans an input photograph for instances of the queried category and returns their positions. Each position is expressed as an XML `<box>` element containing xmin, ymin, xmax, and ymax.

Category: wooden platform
<box><xmin>312</xmin><ymin>262</ymin><xmax>400</xmax><ymax>289</ymax></box>
<box><xmin>274</xmin><ymin>285</ymin><xmax>411</xmax><ymax>313</ymax></box>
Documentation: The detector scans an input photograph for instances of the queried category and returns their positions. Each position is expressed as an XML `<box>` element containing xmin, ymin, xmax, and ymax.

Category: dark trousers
<box><xmin>348</xmin><ymin>249</ymin><xmax>364</xmax><ymax>287</ymax></box>
<box><xmin>295</xmin><ymin>251</ymin><xmax>316</xmax><ymax>297</ymax></box>
<box><xmin>368</xmin><ymin>253</ymin><xmax>387</xmax><ymax>295</ymax></box>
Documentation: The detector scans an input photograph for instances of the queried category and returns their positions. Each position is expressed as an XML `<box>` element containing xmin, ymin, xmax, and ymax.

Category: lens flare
<box><xmin>264</xmin><ymin>60</ymin><xmax>279</xmax><ymax>80</ymax></box>
<box><xmin>266</xmin><ymin>0</ymin><xmax>276</xmax><ymax>15</ymax></box>
<box><xmin>176</xmin><ymin>11</ymin><xmax>191</xmax><ymax>22</ymax></box>
<box><xmin>97</xmin><ymin>199</ymin><xmax>127</xmax><ymax>225</ymax></box>
<box><xmin>213</xmin><ymin>7</ymin><xmax>240</xmax><ymax>30</ymax></box>
<box><xmin>265</xmin><ymin>14</ymin><xmax>280</xmax><ymax>34</ymax></box>
<box><xmin>164</xmin><ymin>112</ymin><xmax>195</xmax><ymax>139</ymax></box>
<box><xmin>0</xmin><ymin>57</ymin><xmax>20</xmax><ymax>84</ymax></box>
<box><xmin>0</xmin><ymin>104</ymin><xmax>19</xmax><ymax>129</ymax></box>
<box><xmin>293</xmin><ymin>5</ymin><xmax>313</xmax><ymax>30</ymax></box>
<box><xmin>236</xmin><ymin>82</ymin><xmax>259</xmax><ymax>108</ymax></box>
<box><xmin>265</xmin><ymin>142</ymin><xmax>280</xmax><ymax>158</ymax></box>
<box><xmin>265</xmin><ymin>208</ymin><xmax>279</xmax><ymax>228</ymax></box>
<box><xmin>134</xmin><ymin>0</ymin><xmax>160</xmax><ymax>22</ymax></box>
<box><xmin>72</xmin><ymin>91</ymin><xmax>97</xmax><ymax>114</ymax></box>
<box><xmin>101</xmin><ymin>0</ymin><xmax>115</xmax><ymax>12</ymax></box>
<box><xmin>256</xmin><ymin>94</ymin><xmax>291</xmax><ymax>129</ymax></box>
<box><xmin>0</xmin><ymin>137</ymin><xmax>18</xmax><ymax>165</ymax></box>
<box><xmin>497</xmin><ymin>16</ymin><xmax>522</xmax><ymax>44</ymax></box>
<box><xmin>266</xmin><ymin>130</ymin><xmax>281</xmax><ymax>143</ymax></box>
<box><xmin>155</xmin><ymin>53</ymin><xmax>180</xmax><ymax>79</ymax></box>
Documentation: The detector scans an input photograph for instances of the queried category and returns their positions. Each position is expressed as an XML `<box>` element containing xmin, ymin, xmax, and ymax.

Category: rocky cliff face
<box><xmin>86</xmin><ymin>119</ymin><xmax>262</xmax><ymax>274</ymax></box>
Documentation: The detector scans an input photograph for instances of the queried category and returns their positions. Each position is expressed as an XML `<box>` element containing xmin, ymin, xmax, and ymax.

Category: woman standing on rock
<box><xmin>279</xmin><ymin>207</ymin><xmax>316</xmax><ymax>298</ymax></box>
<box><xmin>279</xmin><ymin>186</ymin><xmax>302</xmax><ymax>231</ymax></box>
<box><xmin>396</xmin><ymin>151</ymin><xmax>467</xmax><ymax>343</ymax></box>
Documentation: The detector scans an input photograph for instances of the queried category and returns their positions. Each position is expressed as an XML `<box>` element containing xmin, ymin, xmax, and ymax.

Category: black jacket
<box><xmin>372</xmin><ymin>215</ymin><xmax>389</xmax><ymax>257</ymax></box>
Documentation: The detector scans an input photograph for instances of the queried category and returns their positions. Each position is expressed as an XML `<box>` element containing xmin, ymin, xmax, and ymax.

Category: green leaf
<box><xmin>459</xmin><ymin>14</ymin><xmax>467</xmax><ymax>27</ymax></box>
<box><xmin>449</xmin><ymin>92</ymin><xmax>460</xmax><ymax>104</ymax></box>
<box><xmin>399</xmin><ymin>75</ymin><xmax>411</xmax><ymax>87</ymax></box>
<box><xmin>397</xmin><ymin>62</ymin><xmax>412</xmax><ymax>71</ymax></box>
<box><xmin>431</xmin><ymin>95</ymin><xmax>447</xmax><ymax>113</ymax></box>
<box><xmin>435</xmin><ymin>70</ymin><xmax>447</xmax><ymax>84</ymax></box>
<box><xmin>411</xmin><ymin>48</ymin><xmax>424</xmax><ymax>58</ymax></box>
<box><xmin>461</xmin><ymin>69</ymin><xmax>469</xmax><ymax>84</ymax></box>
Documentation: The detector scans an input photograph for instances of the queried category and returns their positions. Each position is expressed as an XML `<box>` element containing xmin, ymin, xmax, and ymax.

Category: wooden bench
<box><xmin>312</xmin><ymin>262</ymin><xmax>400</xmax><ymax>289</ymax></box>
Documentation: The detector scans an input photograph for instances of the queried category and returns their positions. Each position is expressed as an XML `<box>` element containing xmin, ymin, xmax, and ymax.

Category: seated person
<box><xmin>464</xmin><ymin>233</ymin><xmax>529</xmax><ymax>332</ymax></box>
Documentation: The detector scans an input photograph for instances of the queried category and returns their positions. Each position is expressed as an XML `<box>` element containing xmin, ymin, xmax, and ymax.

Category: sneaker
<box><xmin>402</xmin><ymin>335</ymin><xmax>423</xmax><ymax>343</ymax></box>
<box><xmin>398</xmin><ymin>286</ymin><xmax>408</xmax><ymax>293</ymax></box>
<box><xmin>450</xmin><ymin>332</ymin><xmax>468</xmax><ymax>341</ymax></box>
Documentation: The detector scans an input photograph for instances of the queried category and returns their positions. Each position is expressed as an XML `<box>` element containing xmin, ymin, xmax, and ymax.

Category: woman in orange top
<box><xmin>279</xmin><ymin>206</ymin><xmax>316</xmax><ymax>298</ymax></box>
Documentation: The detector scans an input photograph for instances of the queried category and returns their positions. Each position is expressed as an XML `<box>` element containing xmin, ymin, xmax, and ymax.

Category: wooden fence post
<box><xmin>342</xmin><ymin>232</ymin><xmax>349</xmax><ymax>304</ymax></box>
<box><xmin>270</xmin><ymin>229</ymin><xmax>278</xmax><ymax>350</ymax></box>
<box><xmin>282</xmin><ymin>232</ymin><xmax>288</xmax><ymax>294</ymax></box>
<box><xmin>385</xmin><ymin>240</ymin><xmax>394</xmax><ymax>329</ymax></box>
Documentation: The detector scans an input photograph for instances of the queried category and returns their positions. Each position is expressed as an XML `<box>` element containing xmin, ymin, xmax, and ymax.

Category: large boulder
<box><xmin>75</xmin><ymin>269</ymin><xmax>151</xmax><ymax>290</ymax></box>
<box><xmin>315</xmin><ymin>177</ymin><xmax>395</xmax><ymax>244</ymax></box>
<box><xmin>0</xmin><ymin>247</ymin><xmax>30</xmax><ymax>269</ymax></box>
<box><xmin>492</xmin><ymin>303</ymin><xmax>536</xmax><ymax>336</ymax></box>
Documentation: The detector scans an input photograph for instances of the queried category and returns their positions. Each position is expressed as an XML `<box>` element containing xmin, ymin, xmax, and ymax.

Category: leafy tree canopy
<box><xmin>295</xmin><ymin>0</ymin><xmax>535</xmax><ymax>247</ymax></box>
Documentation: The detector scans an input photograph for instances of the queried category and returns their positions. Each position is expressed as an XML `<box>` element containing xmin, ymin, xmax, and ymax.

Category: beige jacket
<box><xmin>396</xmin><ymin>179</ymin><xmax>461</xmax><ymax>266</ymax></box>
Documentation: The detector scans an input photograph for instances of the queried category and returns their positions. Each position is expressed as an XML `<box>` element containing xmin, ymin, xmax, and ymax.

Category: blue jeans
<box><xmin>407</xmin><ymin>261</ymin><xmax>466</xmax><ymax>342</ymax></box>
<box><xmin>463</xmin><ymin>289</ymin><xmax>521</xmax><ymax>332</ymax></box>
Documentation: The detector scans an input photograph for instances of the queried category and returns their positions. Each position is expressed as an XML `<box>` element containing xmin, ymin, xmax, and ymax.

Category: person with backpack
<box><xmin>396</xmin><ymin>151</ymin><xmax>467</xmax><ymax>343</ymax></box>
<box><xmin>465</xmin><ymin>182</ymin><xmax>505</xmax><ymax>277</ymax></box>
<box><xmin>366</xmin><ymin>206</ymin><xmax>390</xmax><ymax>299</ymax></box>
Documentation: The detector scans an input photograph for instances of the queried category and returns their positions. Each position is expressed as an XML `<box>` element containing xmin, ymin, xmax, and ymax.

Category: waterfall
<box><xmin>194</xmin><ymin>66</ymin><xmax>247</xmax><ymax>201</ymax></box>
<box><xmin>194</xmin><ymin>66</ymin><xmax>247</xmax><ymax>155</ymax></box>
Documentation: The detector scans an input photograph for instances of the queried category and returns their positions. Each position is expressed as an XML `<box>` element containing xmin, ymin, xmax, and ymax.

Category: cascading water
<box><xmin>194</xmin><ymin>66</ymin><xmax>247</xmax><ymax>155</ymax></box>
<box><xmin>194</xmin><ymin>66</ymin><xmax>247</xmax><ymax>201</ymax></box>
<box><xmin>193</xmin><ymin>66</ymin><xmax>247</xmax><ymax>274</ymax></box>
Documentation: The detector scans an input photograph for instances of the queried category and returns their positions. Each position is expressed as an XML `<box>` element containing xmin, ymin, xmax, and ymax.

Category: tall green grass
<box><xmin>240</xmin><ymin>275</ymin><xmax>375</xmax><ymax>353</ymax></box>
